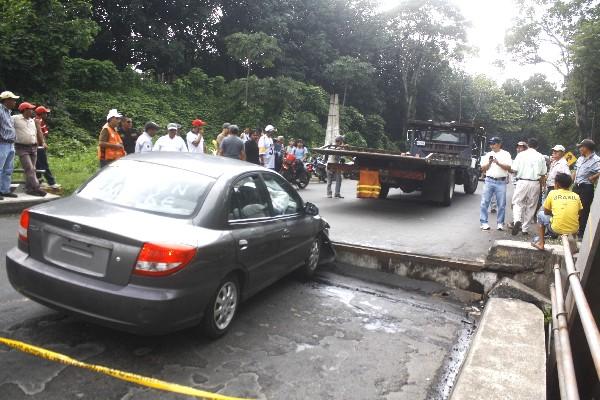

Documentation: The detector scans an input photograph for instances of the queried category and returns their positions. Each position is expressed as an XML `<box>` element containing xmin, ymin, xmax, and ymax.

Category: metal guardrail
<box><xmin>550</xmin><ymin>235</ymin><xmax>600</xmax><ymax>400</ymax></box>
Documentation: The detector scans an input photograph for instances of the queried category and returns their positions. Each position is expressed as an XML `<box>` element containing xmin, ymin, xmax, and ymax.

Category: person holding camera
<box><xmin>479</xmin><ymin>137</ymin><xmax>512</xmax><ymax>230</ymax></box>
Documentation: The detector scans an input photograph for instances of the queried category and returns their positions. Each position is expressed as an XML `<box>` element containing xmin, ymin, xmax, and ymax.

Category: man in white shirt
<box><xmin>259</xmin><ymin>124</ymin><xmax>276</xmax><ymax>170</ymax></box>
<box><xmin>479</xmin><ymin>137</ymin><xmax>512</xmax><ymax>230</ymax></box>
<box><xmin>135</xmin><ymin>121</ymin><xmax>159</xmax><ymax>153</ymax></box>
<box><xmin>153</xmin><ymin>123</ymin><xmax>187</xmax><ymax>152</ymax></box>
<box><xmin>186</xmin><ymin>119</ymin><xmax>206</xmax><ymax>154</ymax></box>
<box><xmin>545</xmin><ymin>144</ymin><xmax>570</xmax><ymax>194</ymax></box>
<box><xmin>510</xmin><ymin>137</ymin><xmax>548</xmax><ymax>235</ymax></box>
<box><xmin>14</xmin><ymin>102</ymin><xmax>46</xmax><ymax>197</ymax></box>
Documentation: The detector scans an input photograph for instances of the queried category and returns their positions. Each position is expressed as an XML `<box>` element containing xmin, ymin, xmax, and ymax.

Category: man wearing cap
<box><xmin>135</xmin><ymin>121</ymin><xmax>159</xmax><ymax>153</ymax></box>
<box><xmin>216</xmin><ymin>123</ymin><xmax>230</xmax><ymax>148</ymax></box>
<box><xmin>479</xmin><ymin>137</ymin><xmax>512</xmax><ymax>230</ymax></box>
<box><xmin>13</xmin><ymin>102</ymin><xmax>46</xmax><ymax>196</ymax></box>
<box><xmin>573</xmin><ymin>139</ymin><xmax>600</xmax><ymax>237</ymax></box>
<box><xmin>0</xmin><ymin>91</ymin><xmax>20</xmax><ymax>200</ymax></box>
<box><xmin>187</xmin><ymin>119</ymin><xmax>207</xmax><ymax>154</ymax></box>
<box><xmin>98</xmin><ymin>109</ymin><xmax>126</xmax><ymax>168</ymax></box>
<box><xmin>510</xmin><ymin>137</ymin><xmax>547</xmax><ymax>235</ymax></box>
<box><xmin>219</xmin><ymin>125</ymin><xmax>245</xmax><ymax>160</ymax></box>
<box><xmin>259</xmin><ymin>125</ymin><xmax>276</xmax><ymax>169</ymax></box>
<box><xmin>34</xmin><ymin>106</ymin><xmax>59</xmax><ymax>189</ymax></box>
<box><xmin>153</xmin><ymin>123</ymin><xmax>187</xmax><ymax>152</ymax></box>
<box><xmin>546</xmin><ymin>145</ymin><xmax>570</xmax><ymax>194</ymax></box>
<box><xmin>118</xmin><ymin>116</ymin><xmax>138</xmax><ymax>155</ymax></box>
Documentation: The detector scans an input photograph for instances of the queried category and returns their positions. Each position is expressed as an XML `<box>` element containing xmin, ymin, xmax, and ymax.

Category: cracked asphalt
<box><xmin>0</xmin><ymin>214</ymin><xmax>475</xmax><ymax>400</ymax></box>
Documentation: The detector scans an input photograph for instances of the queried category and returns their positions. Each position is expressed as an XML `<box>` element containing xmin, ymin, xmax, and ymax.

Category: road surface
<box><xmin>0</xmin><ymin>214</ymin><xmax>474</xmax><ymax>399</ymax></box>
<box><xmin>301</xmin><ymin>180</ymin><xmax>519</xmax><ymax>262</ymax></box>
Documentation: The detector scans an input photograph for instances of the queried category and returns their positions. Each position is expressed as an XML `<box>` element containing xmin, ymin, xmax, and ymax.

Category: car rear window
<box><xmin>78</xmin><ymin>160</ymin><xmax>214</xmax><ymax>217</ymax></box>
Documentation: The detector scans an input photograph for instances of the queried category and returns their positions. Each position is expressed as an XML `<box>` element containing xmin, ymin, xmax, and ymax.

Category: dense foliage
<box><xmin>1</xmin><ymin>0</ymin><xmax>599</xmax><ymax>155</ymax></box>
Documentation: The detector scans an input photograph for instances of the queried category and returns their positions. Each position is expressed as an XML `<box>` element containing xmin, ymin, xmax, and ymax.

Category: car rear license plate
<box><xmin>43</xmin><ymin>232</ymin><xmax>112</xmax><ymax>277</ymax></box>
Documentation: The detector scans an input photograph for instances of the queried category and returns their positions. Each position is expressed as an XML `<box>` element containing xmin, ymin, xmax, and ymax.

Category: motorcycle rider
<box><xmin>293</xmin><ymin>139</ymin><xmax>309</xmax><ymax>162</ymax></box>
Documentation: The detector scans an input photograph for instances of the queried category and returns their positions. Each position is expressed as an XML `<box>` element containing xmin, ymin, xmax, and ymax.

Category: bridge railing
<box><xmin>550</xmin><ymin>235</ymin><xmax>600</xmax><ymax>400</ymax></box>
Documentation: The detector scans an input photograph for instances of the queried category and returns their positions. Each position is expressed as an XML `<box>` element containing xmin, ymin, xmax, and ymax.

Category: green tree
<box><xmin>225</xmin><ymin>32</ymin><xmax>282</xmax><ymax>105</ymax></box>
<box><xmin>0</xmin><ymin>0</ymin><xmax>98</xmax><ymax>94</ymax></box>
<box><xmin>379</xmin><ymin>0</ymin><xmax>468</xmax><ymax>136</ymax></box>
<box><xmin>324</xmin><ymin>56</ymin><xmax>375</xmax><ymax>107</ymax></box>
<box><xmin>85</xmin><ymin>0</ymin><xmax>220</xmax><ymax>79</ymax></box>
<box><xmin>570</xmin><ymin>6</ymin><xmax>600</xmax><ymax>142</ymax></box>
<box><xmin>505</xmin><ymin>0</ymin><xmax>597</xmax><ymax>138</ymax></box>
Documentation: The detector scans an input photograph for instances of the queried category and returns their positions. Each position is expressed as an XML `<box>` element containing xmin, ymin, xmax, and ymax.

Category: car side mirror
<box><xmin>304</xmin><ymin>202</ymin><xmax>319</xmax><ymax>216</ymax></box>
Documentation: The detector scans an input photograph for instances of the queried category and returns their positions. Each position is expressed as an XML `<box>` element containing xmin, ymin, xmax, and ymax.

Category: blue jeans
<box><xmin>480</xmin><ymin>178</ymin><xmax>507</xmax><ymax>224</ymax></box>
<box><xmin>537</xmin><ymin>210</ymin><xmax>551</xmax><ymax>228</ymax></box>
<box><xmin>537</xmin><ymin>210</ymin><xmax>557</xmax><ymax>237</ymax></box>
<box><xmin>0</xmin><ymin>142</ymin><xmax>15</xmax><ymax>193</ymax></box>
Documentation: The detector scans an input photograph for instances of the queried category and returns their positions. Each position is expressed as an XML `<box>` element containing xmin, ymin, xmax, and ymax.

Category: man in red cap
<box><xmin>187</xmin><ymin>119</ymin><xmax>207</xmax><ymax>154</ymax></box>
<box><xmin>13</xmin><ymin>102</ymin><xmax>46</xmax><ymax>196</ymax></box>
<box><xmin>34</xmin><ymin>106</ymin><xmax>59</xmax><ymax>189</ymax></box>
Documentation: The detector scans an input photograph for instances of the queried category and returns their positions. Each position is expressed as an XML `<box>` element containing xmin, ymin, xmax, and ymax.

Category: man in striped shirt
<box><xmin>0</xmin><ymin>91</ymin><xmax>19</xmax><ymax>200</ymax></box>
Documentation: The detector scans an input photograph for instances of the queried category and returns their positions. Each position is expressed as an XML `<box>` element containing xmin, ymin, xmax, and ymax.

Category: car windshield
<box><xmin>415</xmin><ymin>130</ymin><xmax>469</xmax><ymax>144</ymax></box>
<box><xmin>78</xmin><ymin>160</ymin><xmax>214</xmax><ymax>217</ymax></box>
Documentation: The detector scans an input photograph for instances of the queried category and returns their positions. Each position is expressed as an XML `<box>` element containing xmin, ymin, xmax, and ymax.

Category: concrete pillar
<box><xmin>324</xmin><ymin>94</ymin><xmax>339</xmax><ymax>146</ymax></box>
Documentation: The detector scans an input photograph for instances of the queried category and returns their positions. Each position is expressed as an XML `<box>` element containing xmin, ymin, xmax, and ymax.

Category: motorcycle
<box><xmin>281</xmin><ymin>153</ymin><xmax>310</xmax><ymax>189</ymax></box>
<box><xmin>310</xmin><ymin>155</ymin><xmax>327</xmax><ymax>183</ymax></box>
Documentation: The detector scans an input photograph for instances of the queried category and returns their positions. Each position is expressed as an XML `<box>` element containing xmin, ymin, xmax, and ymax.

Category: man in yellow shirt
<box><xmin>532</xmin><ymin>173</ymin><xmax>582</xmax><ymax>250</ymax></box>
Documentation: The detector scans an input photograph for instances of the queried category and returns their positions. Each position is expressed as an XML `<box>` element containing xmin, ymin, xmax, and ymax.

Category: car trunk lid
<box><xmin>26</xmin><ymin>196</ymin><xmax>199</xmax><ymax>286</ymax></box>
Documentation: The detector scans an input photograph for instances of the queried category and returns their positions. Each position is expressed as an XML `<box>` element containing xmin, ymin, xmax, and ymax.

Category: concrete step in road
<box><xmin>450</xmin><ymin>297</ymin><xmax>546</xmax><ymax>400</ymax></box>
<box><xmin>0</xmin><ymin>191</ymin><xmax>59</xmax><ymax>215</ymax></box>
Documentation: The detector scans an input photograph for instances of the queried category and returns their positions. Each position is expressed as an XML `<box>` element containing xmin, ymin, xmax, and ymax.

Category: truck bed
<box><xmin>311</xmin><ymin>145</ymin><xmax>471</xmax><ymax>168</ymax></box>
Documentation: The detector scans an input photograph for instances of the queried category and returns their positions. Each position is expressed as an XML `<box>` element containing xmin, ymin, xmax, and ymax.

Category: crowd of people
<box><xmin>0</xmin><ymin>91</ymin><xmax>60</xmax><ymax>200</ymax></box>
<box><xmin>97</xmin><ymin>109</ymin><xmax>314</xmax><ymax>169</ymax></box>
<box><xmin>479</xmin><ymin>136</ymin><xmax>600</xmax><ymax>249</ymax></box>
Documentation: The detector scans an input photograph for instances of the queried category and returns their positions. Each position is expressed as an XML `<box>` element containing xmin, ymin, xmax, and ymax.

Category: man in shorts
<box><xmin>532</xmin><ymin>172</ymin><xmax>582</xmax><ymax>251</ymax></box>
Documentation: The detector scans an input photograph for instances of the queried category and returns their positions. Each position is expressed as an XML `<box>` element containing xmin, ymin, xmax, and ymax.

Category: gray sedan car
<box><xmin>6</xmin><ymin>153</ymin><xmax>334</xmax><ymax>337</ymax></box>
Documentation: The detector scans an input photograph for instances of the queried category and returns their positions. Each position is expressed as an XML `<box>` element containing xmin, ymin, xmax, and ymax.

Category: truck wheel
<box><xmin>379</xmin><ymin>184</ymin><xmax>390</xmax><ymax>199</ymax></box>
<box><xmin>442</xmin><ymin>179</ymin><xmax>455</xmax><ymax>206</ymax></box>
<box><xmin>463</xmin><ymin>168</ymin><xmax>478</xmax><ymax>194</ymax></box>
<box><xmin>441</xmin><ymin>170</ymin><xmax>455</xmax><ymax>206</ymax></box>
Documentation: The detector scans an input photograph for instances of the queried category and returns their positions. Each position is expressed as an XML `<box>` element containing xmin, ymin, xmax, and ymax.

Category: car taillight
<box><xmin>133</xmin><ymin>243</ymin><xmax>196</xmax><ymax>277</ymax></box>
<box><xmin>18</xmin><ymin>209</ymin><xmax>30</xmax><ymax>242</ymax></box>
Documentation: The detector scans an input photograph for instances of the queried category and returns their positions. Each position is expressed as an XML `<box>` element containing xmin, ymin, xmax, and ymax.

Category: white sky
<box><xmin>377</xmin><ymin>0</ymin><xmax>564</xmax><ymax>86</ymax></box>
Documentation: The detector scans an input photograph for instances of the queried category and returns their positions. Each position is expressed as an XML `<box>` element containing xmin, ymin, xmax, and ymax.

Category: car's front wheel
<box><xmin>299</xmin><ymin>238</ymin><xmax>320</xmax><ymax>279</ymax></box>
<box><xmin>202</xmin><ymin>275</ymin><xmax>239</xmax><ymax>339</ymax></box>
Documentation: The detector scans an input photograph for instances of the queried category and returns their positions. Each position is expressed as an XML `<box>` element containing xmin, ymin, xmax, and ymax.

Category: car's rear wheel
<box><xmin>299</xmin><ymin>238</ymin><xmax>320</xmax><ymax>279</ymax></box>
<box><xmin>202</xmin><ymin>275</ymin><xmax>239</xmax><ymax>339</ymax></box>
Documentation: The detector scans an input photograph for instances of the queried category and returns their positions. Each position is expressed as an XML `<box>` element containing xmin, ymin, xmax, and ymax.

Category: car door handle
<box><xmin>282</xmin><ymin>228</ymin><xmax>290</xmax><ymax>239</ymax></box>
<box><xmin>238</xmin><ymin>239</ymin><xmax>248</xmax><ymax>251</ymax></box>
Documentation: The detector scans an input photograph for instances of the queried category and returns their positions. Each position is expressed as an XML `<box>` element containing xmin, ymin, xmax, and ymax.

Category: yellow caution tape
<box><xmin>0</xmin><ymin>337</ymin><xmax>253</xmax><ymax>400</ymax></box>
